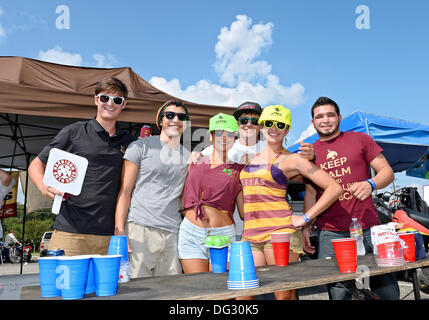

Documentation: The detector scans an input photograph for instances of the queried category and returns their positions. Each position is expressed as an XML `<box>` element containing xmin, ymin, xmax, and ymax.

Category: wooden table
<box><xmin>21</xmin><ymin>254</ymin><xmax>429</xmax><ymax>300</ymax></box>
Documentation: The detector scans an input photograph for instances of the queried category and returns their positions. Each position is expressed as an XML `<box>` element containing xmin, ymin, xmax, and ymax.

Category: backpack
<box><xmin>400</xmin><ymin>187</ymin><xmax>429</xmax><ymax>214</ymax></box>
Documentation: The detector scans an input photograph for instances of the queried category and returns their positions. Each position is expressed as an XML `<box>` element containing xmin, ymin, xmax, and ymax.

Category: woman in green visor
<box><xmin>178</xmin><ymin>113</ymin><xmax>245</xmax><ymax>273</ymax></box>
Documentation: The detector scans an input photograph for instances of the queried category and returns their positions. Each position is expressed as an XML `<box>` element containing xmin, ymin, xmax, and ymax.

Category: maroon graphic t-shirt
<box><xmin>183</xmin><ymin>157</ymin><xmax>245</xmax><ymax>221</ymax></box>
<box><xmin>312</xmin><ymin>131</ymin><xmax>383</xmax><ymax>231</ymax></box>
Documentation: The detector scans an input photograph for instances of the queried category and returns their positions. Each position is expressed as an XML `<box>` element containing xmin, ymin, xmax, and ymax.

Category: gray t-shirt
<box><xmin>124</xmin><ymin>136</ymin><xmax>190</xmax><ymax>234</ymax></box>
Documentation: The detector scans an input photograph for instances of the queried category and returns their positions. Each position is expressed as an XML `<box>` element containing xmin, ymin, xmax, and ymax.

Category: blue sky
<box><xmin>1</xmin><ymin>0</ymin><xmax>428</xmax><ymax>198</ymax></box>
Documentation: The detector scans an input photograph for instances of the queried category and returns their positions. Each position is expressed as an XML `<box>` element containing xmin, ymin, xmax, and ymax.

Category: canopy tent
<box><xmin>406</xmin><ymin>150</ymin><xmax>429</xmax><ymax>180</ymax></box>
<box><xmin>0</xmin><ymin>56</ymin><xmax>233</xmax><ymax>170</ymax></box>
<box><xmin>0</xmin><ymin>56</ymin><xmax>234</xmax><ymax>272</ymax></box>
<box><xmin>289</xmin><ymin>111</ymin><xmax>429</xmax><ymax>173</ymax></box>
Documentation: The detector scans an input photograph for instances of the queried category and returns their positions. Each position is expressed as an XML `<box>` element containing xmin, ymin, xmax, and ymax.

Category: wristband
<box><xmin>311</xmin><ymin>153</ymin><xmax>317</xmax><ymax>163</ymax></box>
<box><xmin>366</xmin><ymin>179</ymin><xmax>376</xmax><ymax>191</ymax></box>
<box><xmin>302</xmin><ymin>213</ymin><xmax>310</xmax><ymax>223</ymax></box>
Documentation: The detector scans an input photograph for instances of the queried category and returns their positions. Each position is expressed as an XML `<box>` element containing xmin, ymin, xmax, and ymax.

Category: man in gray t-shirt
<box><xmin>115</xmin><ymin>100</ymin><xmax>190</xmax><ymax>278</ymax></box>
<box><xmin>124</xmin><ymin>136</ymin><xmax>189</xmax><ymax>234</ymax></box>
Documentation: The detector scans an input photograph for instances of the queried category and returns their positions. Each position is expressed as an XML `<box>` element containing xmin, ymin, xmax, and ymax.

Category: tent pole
<box><xmin>20</xmin><ymin>160</ymin><xmax>29</xmax><ymax>275</ymax></box>
<box><xmin>14</xmin><ymin>114</ymin><xmax>29</xmax><ymax>275</ymax></box>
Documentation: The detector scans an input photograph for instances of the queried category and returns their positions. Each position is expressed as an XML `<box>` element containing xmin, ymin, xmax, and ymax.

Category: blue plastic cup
<box><xmin>38</xmin><ymin>257</ymin><xmax>61</xmax><ymax>298</ymax></box>
<box><xmin>108</xmin><ymin>236</ymin><xmax>128</xmax><ymax>262</ymax></box>
<box><xmin>210</xmin><ymin>246</ymin><xmax>228</xmax><ymax>273</ymax></box>
<box><xmin>228</xmin><ymin>242</ymin><xmax>258</xmax><ymax>284</ymax></box>
<box><xmin>74</xmin><ymin>255</ymin><xmax>100</xmax><ymax>294</ymax></box>
<box><xmin>85</xmin><ymin>259</ymin><xmax>96</xmax><ymax>294</ymax></box>
<box><xmin>93</xmin><ymin>255</ymin><xmax>121</xmax><ymax>296</ymax></box>
<box><xmin>230</xmin><ymin>240</ymin><xmax>253</xmax><ymax>257</ymax></box>
<box><xmin>56</xmin><ymin>256</ymin><xmax>90</xmax><ymax>300</ymax></box>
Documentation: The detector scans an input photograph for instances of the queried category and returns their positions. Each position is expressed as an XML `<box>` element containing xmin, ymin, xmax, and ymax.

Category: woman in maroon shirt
<box><xmin>178</xmin><ymin>113</ymin><xmax>245</xmax><ymax>273</ymax></box>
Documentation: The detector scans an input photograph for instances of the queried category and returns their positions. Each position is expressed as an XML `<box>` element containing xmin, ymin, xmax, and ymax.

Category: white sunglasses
<box><xmin>96</xmin><ymin>94</ymin><xmax>125</xmax><ymax>106</ymax></box>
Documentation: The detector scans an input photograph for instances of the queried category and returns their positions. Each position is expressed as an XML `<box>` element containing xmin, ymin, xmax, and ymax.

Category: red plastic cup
<box><xmin>398</xmin><ymin>232</ymin><xmax>416</xmax><ymax>262</ymax></box>
<box><xmin>377</xmin><ymin>241</ymin><xmax>402</xmax><ymax>259</ymax></box>
<box><xmin>331</xmin><ymin>238</ymin><xmax>357</xmax><ymax>273</ymax></box>
<box><xmin>272</xmin><ymin>242</ymin><xmax>290</xmax><ymax>266</ymax></box>
<box><xmin>271</xmin><ymin>232</ymin><xmax>290</xmax><ymax>266</ymax></box>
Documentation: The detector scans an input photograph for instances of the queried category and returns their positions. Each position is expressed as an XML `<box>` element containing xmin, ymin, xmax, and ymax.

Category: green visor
<box><xmin>208</xmin><ymin>113</ymin><xmax>238</xmax><ymax>133</ymax></box>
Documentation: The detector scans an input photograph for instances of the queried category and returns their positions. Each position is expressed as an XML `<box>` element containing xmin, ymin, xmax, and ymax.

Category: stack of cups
<box><xmin>375</xmin><ymin>241</ymin><xmax>405</xmax><ymax>267</ymax></box>
<box><xmin>209</xmin><ymin>246</ymin><xmax>229</xmax><ymax>273</ymax></box>
<box><xmin>398</xmin><ymin>232</ymin><xmax>416</xmax><ymax>262</ymax></box>
<box><xmin>331</xmin><ymin>238</ymin><xmax>357</xmax><ymax>273</ymax></box>
<box><xmin>227</xmin><ymin>242</ymin><xmax>259</xmax><ymax>290</ymax></box>
<box><xmin>108</xmin><ymin>235</ymin><xmax>130</xmax><ymax>283</ymax></box>
<box><xmin>270</xmin><ymin>232</ymin><xmax>290</xmax><ymax>266</ymax></box>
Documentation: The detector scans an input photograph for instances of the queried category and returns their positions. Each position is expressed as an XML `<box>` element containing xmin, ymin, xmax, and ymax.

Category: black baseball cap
<box><xmin>233</xmin><ymin>102</ymin><xmax>263</xmax><ymax>120</ymax></box>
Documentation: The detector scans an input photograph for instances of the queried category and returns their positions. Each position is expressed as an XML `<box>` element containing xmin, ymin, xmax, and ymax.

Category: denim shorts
<box><xmin>178</xmin><ymin>217</ymin><xmax>235</xmax><ymax>260</ymax></box>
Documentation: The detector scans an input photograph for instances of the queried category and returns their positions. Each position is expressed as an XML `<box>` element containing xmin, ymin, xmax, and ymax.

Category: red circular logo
<box><xmin>52</xmin><ymin>159</ymin><xmax>78</xmax><ymax>184</ymax></box>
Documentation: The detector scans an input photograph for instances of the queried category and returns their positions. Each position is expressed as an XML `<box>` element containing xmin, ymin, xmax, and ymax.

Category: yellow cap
<box><xmin>258</xmin><ymin>105</ymin><xmax>292</xmax><ymax>129</ymax></box>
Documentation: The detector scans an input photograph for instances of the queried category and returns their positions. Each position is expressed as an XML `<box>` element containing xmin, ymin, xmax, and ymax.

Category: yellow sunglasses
<box><xmin>262</xmin><ymin>120</ymin><xmax>287</xmax><ymax>131</ymax></box>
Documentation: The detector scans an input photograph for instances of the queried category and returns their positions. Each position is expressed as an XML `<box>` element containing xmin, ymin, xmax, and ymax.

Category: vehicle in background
<box><xmin>39</xmin><ymin>231</ymin><xmax>53</xmax><ymax>257</ymax></box>
<box><xmin>23</xmin><ymin>241</ymin><xmax>33</xmax><ymax>263</ymax></box>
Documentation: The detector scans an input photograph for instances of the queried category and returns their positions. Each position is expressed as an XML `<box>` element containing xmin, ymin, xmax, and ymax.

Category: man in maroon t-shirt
<box><xmin>303</xmin><ymin>96</ymin><xmax>399</xmax><ymax>300</ymax></box>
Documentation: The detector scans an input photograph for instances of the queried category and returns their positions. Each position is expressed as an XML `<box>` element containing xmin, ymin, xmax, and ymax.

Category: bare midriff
<box><xmin>184</xmin><ymin>206</ymin><xmax>234</xmax><ymax>228</ymax></box>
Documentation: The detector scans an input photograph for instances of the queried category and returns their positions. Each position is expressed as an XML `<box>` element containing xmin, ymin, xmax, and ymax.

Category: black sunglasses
<box><xmin>213</xmin><ymin>130</ymin><xmax>236</xmax><ymax>138</ymax></box>
<box><xmin>96</xmin><ymin>94</ymin><xmax>125</xmax><ymax>106</ymax></box>
<box><xmin>263</xmin><ymin>120</ymin><xmax>287</xmax><ymax>130</ymax></box>
<box><xmin>164</xmin><ymin>111</ymin><xmax>188</xmax><ymax>121</ymax></box>
<box><xmin>238</xmin><ymin>117</ymin><xmax>259</xmax><ymax>125</ymax></box>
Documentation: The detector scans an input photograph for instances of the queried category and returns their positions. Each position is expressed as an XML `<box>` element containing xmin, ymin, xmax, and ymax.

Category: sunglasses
<box><xmin>213</xmin><ymin>130</ymin><xmax>236</xmax><ymax>138</ymax></box>
<box><xmin>164</xmin><ymin>111</ymin><xmax>188</xmax><ymax>121</ymax></box>
<box><xmin>263</xmin><ymin>120</ymin><xmax>287</xmax><ymax>130</ymax></box>
<box><xmin>96</xmin><ymin>94</ymin><xmax>125</xmax><ymax>106</ymax></box>
<box><xmin>238</xmin><ymin>117</ymin><xmax>259</xmax><ymax>125</ymax></box>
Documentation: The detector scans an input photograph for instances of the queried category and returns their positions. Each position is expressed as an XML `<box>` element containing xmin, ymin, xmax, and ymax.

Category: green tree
<box><xmin>1</xmin><ymin>205</ymin><xmax>55</xmax><ymax>251</ymax></box>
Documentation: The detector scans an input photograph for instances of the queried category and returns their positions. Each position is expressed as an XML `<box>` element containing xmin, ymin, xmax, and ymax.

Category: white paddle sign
<box><xmin>43</xmin><ymin>148</ymin><xmax>88</xmax><ymax>214</ymax></box>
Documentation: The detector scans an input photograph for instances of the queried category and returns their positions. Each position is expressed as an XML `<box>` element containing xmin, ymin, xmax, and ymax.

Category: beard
<box><xmin>315</xmin><ymin>122</ymin><xmax>340</xmax><ymax>139</ymax></box>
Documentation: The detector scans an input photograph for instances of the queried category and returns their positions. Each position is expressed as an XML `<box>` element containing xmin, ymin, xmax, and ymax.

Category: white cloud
<box><xmin>92</xmin><ymin>53</ymin><xmax>117</xmax><ymax>68</ymax></box>
<box><xmin>150</xmin><ymin>75</ymin><xmax>305</xmax><ymax>107</ymax></box>
<box><xmin>38</xmin><ymin>46</ymin><xmax>82</xmax><ymax>66</ymax></box>
<box><xmin>150</xmin><ymin>15</ymin><xmax>305</xmax><ymax>108</ymax></box>
<box><xmin>214</xmin><ymin>15</ymin><xmax>273</xmax><ymax>86</ymax></box>
<box><xmin>0</xmin><ymin>8</ymin><xmax>6</xmax><ymax>40</ymax></box>
<box><xmin>293</xmin><ymin>123</ymin><xmax>317</xmax><ymax>144</ymax></box>
<box><xmin>38</xmin><ymin>46</ymin><xmax>117</xmax><ymax>68</ymax></box>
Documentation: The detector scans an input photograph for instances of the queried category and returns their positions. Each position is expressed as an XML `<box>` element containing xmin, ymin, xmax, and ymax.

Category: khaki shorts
<box><xmin>48</xmin><ymin>230</ymin><xmax>111</xmax><ymax>256</ymax></box>
<box><xmin>244</xmin><ymin>230</ymin><xmax>304</xmax><ymax>255</ymax></box>
<box><xmin>126</xmin><ymin>222</ymin><xmax>182</xmax><ymax>278</ymax></box>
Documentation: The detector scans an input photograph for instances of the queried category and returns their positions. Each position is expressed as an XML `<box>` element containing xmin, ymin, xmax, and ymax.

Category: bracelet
<box><xmin>311</xmin><ymin>153</ymin><xmax>317</xmax><ymax>163</ymax></box>
<box><xmin>302</xmin><ymin>213</ymin><xmax>310</xmax><ymax>223</ymax></box>
<box><xmin>366</xmin><ymin>179</ymin><xmax>376</xmax><ymax>191</ymax></box>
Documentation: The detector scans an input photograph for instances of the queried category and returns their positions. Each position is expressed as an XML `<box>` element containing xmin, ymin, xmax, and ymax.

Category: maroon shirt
<box><xmin>183</xmin><ymin>157</ymin><xmax>245</xmax><ymax>221</ymax></box>
<box><xmin>312</xmin><ymin>131</ymin><xmax>382</xmax><ymax>231</ymax></box>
